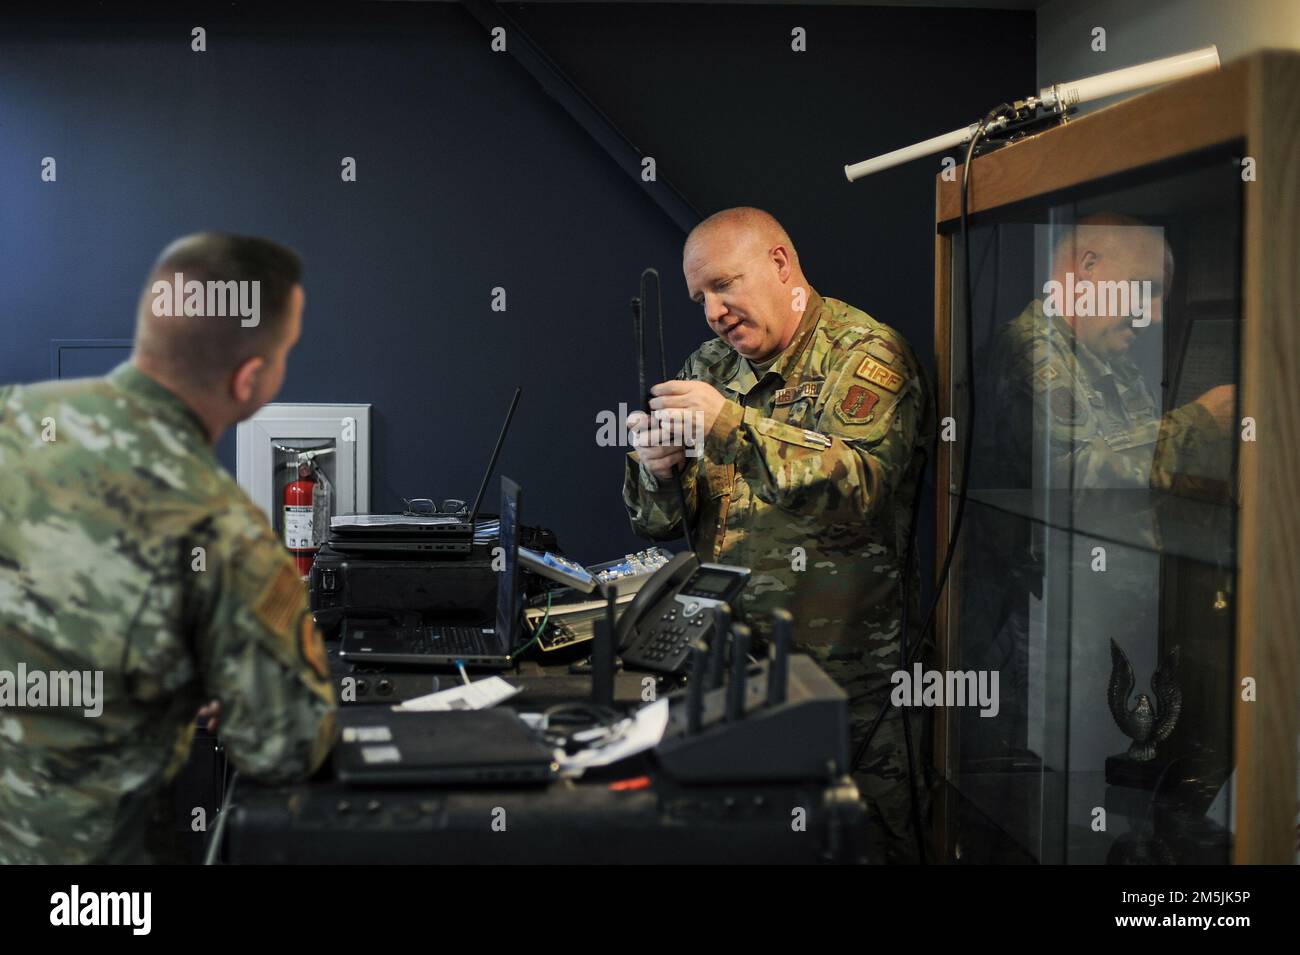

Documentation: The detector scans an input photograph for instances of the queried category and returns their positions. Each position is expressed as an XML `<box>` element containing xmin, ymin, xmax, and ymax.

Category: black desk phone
<box><xmin>614</xmin><ymin>552</ymin><xmax>750</xmax><ymax>673</ymax></box>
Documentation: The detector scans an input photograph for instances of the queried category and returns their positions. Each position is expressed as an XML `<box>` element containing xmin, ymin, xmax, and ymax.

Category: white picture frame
<box><xmin>235</xmin><ymin>403</ymin><xmax>371</xmax><ymax>522</ymax></box>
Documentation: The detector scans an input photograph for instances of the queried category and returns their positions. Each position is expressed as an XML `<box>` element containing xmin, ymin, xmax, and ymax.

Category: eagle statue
<box><xmin>1108</xmin><ymin>640</ymin><xmax>1182</xmax><ymax>762</ymax></box>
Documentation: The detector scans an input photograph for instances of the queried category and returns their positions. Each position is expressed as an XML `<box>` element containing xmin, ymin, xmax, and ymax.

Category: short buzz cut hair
<box><xmin>133</xmin><ymin>232</ymin><xmax>303</xmax><ymax>388</ymax></box>
<box><xmin>685</xmin><ymin>206</ymin><xmax>797</xmax><ymax>262</ymax></box>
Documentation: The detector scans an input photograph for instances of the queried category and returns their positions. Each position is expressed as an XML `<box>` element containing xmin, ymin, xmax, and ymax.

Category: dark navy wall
<box><xmin>0</xmin><ymin>4</ymin><xmax>1034</xmax><ymax>565</ymax></box>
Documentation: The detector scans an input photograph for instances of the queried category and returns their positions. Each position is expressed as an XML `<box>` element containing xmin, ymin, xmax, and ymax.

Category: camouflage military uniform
<box><xmin>0</xmin><ymin>362</ymin><xmax>337</xmax><ymax>863</ymax></box>
<box><xmin>622</xmin><ymin>290</ymin><xmax>934</xmax><ymax>863</ymax></box>
<box><xmin>989</xmin><ymin>299</ymin><xmax>1231</xmax><ymax>496</ymax></box>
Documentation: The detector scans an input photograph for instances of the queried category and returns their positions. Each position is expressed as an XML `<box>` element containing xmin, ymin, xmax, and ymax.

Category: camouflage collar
<box><xmin>767</xmin><ymin>289</ymin><xmax>824</xmax><ymax>383</ymax></box>
<box><xmin>107</xmin><ymin>362</ymin><xmax>213</xmax><ymax>445</ymax></box>
<box><xmin>712</xmin><ymin>289</ymin><xmax>825</xmax><ymax>397</ymax></box>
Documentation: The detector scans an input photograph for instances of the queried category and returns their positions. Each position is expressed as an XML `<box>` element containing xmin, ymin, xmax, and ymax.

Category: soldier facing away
<box><xmin>621</xmin><ymin>207</ymin><xmax>934</xmax><ymax>864</ymax></box>
<box><xmin>0</xmin><ymin>233</ymin><xmax>337</xmax><ymax>863</ymax></box>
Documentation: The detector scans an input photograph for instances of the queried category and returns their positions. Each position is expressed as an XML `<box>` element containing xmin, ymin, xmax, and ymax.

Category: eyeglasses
<box><xmin>402</xmin><ymin>498</ymin><xmax>467</xmax><ymax>516</ymax></box>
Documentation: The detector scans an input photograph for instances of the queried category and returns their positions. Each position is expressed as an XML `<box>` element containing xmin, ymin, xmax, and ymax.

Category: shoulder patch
<box><xmin>835</xmin><ymin>384</ymin><xmax>881</xmax><ymax>423</ymax></box>
<box><xmin>1032</xmin><ymin>364</ymin><xmax>1060</xmax><ymax>391</ymax></box>
<box><xmin>1048</xmin><ymin>387</ymin><xmax>1076</xmax><ymax>423</ymax></box>
<box><xmin>255</xmin><ymin>561</ymin><xmax>304</xmax><ymax>636</ymax></box>
<box><xmin>867</xmin><ymin>340</ymin><xmax>899</xmax><ymax>364</ymax></box>
<box><xmin>298</xmin><ymin>610</ymin><xmax>329</xmax><ymax>679</ymax></box>
<box><xmin>855</xmin><ymin>356</ymin><xmax>904</xmax><ymax>394</ymax></box>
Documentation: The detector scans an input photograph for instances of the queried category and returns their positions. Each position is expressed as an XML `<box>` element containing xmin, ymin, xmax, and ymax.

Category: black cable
<box><xmin>897</xmin><ymin>450</ymin><xmax>929</xmax><ymax>863</ymax></box>
<box><xmin>853</xmin><ymin>106</ymin><xmax>1004</xmax><ymax>768</ymax></box>
<box><xmin>851</xmin><ymin>104</ymin><xmax>1013</xmax><ymax>800</ymax></box>
<box><xmin>203</xmin><ymin>768</ymin><xmax>240</xmax><ymax>866</ymax></box>
<box><xmin>916</xmin><ymin>102</ymin><xmax>1011</xmax><ymax>650</ymax></box>
<box><xmin>538</xmin><ymin>701</ymin><xmax>625</xmax><ymax>752</ymax></box>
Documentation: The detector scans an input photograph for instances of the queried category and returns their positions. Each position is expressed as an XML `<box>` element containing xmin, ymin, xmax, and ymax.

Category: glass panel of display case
<box><xmin>945</xmin><ymin>147</ymin><xmax>1241</xmax><ymax>863</ymax></box>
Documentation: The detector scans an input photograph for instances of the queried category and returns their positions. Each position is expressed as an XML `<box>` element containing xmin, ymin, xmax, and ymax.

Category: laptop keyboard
<box><xmin>383</xmin><ymin>627</ymin><xmax>495</xmax><ymax>656</ymax></box>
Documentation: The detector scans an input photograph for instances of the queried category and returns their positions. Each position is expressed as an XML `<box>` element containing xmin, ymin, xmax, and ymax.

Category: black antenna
<box><xmin>726</xmin><ymin>622</ymin><xmax>751</xmax><ymax>722</ymax></box>
<box><xmin>707</xmin><ymin>603</ymin><xmax>730</xmax><ymax>690</ymax></box>
<box><xmin>631</xmin><ymin>295</ymin><xmax>647</xmax><ymax>415</ymax></box>
<box><xmin>469</xmin><ymin>386</ymin><xmax>522</xmax><ymax>525</ymax></box>
<box><xmin>633</xmin><ymin>268</ymin><xmax>695</xmax><ymax>554</ymax></box>
<box><xmin>686</xmin><ymin>640</ymin><xmax>708</xmax><ymax>734</ymax></box>
<box><xmin>768</xmin><ymin>608</ymin><xmax>793</xmax><ymax>706</ymax></box>
<box><xmin>591</xmin><ymin>586</ymin><xmax>617</xmax><ymax>709</ymax></box>
<box><xmin>642</xmin><ymin>268</ymin><xmax>669</xmax><ymax>384</ymax></box>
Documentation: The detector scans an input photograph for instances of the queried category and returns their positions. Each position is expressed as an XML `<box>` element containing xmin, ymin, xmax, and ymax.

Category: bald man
<box><xmin>0</xmin><ymin>233</ymin><xmax>336</xmax><ymax>862</ymax></box>
<box><xmin>622</xmin><ymin>207</ymin><xmax>934</xmax><ymax>864</ymax></box>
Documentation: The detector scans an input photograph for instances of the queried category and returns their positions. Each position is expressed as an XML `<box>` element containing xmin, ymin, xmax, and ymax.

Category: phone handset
<box><xmin>614</xmin><ymin>551</ymin><xmax>700</xmax><ymax>651</ymax></box>
<box><xmin>615</xmin><ymin>553</ymin><xmax>750</xmax><ymax>674</ymax></box>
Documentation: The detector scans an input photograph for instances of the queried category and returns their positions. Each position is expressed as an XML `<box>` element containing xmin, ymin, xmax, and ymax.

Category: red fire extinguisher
<box><xmin>284</xmin><ymin>461</ymin><xmax>316</xmax><ymax>577</ymax></box>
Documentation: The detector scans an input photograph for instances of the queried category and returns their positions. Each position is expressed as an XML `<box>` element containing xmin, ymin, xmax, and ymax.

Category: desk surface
<box><xmin>252</xmin><ymin>642</ymin><xmax>869</xmax><ymax>863</ymax></box>
<box><xmin>328</xmin><ymin>639</ymin><xmax>671</xmax><ymax>708</ymax></box>
<box><xmin>225</xmin><ymin>769</ymin><xmax>867</xmax><ymax>864</ymax></box>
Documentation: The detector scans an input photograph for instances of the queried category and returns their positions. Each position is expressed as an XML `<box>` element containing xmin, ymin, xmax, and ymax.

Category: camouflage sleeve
<box><xmin>1034</xmin><ymin>373</ymin><xmax>1231</xmax><ymax>497</ymax></box>
<box><xmin>704</xmin><ymin>343</ymin><xmax>928</xmax><ymax>523</ymax></box>
<box><xmin>190</xmin><ymin>508</ymin><xmax>337</xmax><ymax>784</ymax></box>
<box><xmin>622</xmin><ymin>451</ymin><xmax>702</xmax><ymax>540</ymax></box>
<box><xmin>1151</xmin><ymin>401</ymin><xmax>1234</xmax><ymax>499</ymax></box>
<box><xmin>620</xmin><ymin>352</ymin><xmax>709</xmax><ymax>540</ymax></box>
<box><xmin>1040</xmin><ymin>387</ymin><xmax>1155</xmax><ymax>488</ymax></box>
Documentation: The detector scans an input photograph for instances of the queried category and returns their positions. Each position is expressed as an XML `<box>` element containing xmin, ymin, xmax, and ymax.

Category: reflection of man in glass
<box><xmin>966</xmin><ymin>213</ymin><xmax>1235</xmax><ymax>765</ymax></box>
<box><xmin>995</xmin><ymin>212</ymin><xmax>1234</xmax><ymax>494</ymax></box>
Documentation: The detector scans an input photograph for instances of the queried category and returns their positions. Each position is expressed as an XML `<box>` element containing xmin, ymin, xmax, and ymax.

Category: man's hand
<box><xmin>649</xmin><ymin>380</ymin><xmax>727</xmax><ymax>440</ymax></box>
<box><xmin>628</xmin><ymin>409</ymin><xmax>688</xmax><ymax>481</ymax></box>
<box><xmin>1194</xmin><ymin>384</ymin><xmax>1235</xmax><ymax>434</ymax></box>
<box><xmin>197</xmin><ymin>700</ymin><xmax>221</xmax><ymax>733</ymax></box>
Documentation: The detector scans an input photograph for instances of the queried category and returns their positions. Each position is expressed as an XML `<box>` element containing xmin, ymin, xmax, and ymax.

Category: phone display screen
<box><xmin>687</xmin><ymin>570</ymin><xmax>737</xmax><ymax>596</ymax></box>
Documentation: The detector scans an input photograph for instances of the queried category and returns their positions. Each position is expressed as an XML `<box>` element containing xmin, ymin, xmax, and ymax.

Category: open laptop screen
<box><xmin>496</xmin><ymin>476</ymin><xmax>521</xmax><ymax>646</ymax></box>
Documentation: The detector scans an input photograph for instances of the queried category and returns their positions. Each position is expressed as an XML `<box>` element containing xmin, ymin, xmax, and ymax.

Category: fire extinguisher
<box><xmin>284</xmin><ymin>460</ymin><xmax>317</xmax><ymax>577</ymax></box>
<box><xmin>278</xmin><ymin>445</ymin><xmax>336</xmax><ymax>579</ymax></box>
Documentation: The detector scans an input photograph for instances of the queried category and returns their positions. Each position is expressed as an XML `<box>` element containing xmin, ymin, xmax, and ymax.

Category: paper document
<box><xmin>552</xmin><ymin>697</ymin><xmax>670</xmax><ymax>777</ymax></box>
<box><xmin>394</xmin><ymin>676</ymin><xmax>520</xmax><ymax>712</ymax></box>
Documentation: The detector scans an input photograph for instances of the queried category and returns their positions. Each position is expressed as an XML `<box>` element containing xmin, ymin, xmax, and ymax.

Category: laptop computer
<box><xmin>336</xmin><ymin>476</ymin><xmax>525</xmax><ymax>669</ymax></box>
<box><xmin>329</xmin><ymin>387</ymin><xmax>521</xmax><ymax>555</ymax></box>
<box><xmin>334</xmin><ymin>707</ymin><xmax>556</xmax><ymax>787</ymax></box>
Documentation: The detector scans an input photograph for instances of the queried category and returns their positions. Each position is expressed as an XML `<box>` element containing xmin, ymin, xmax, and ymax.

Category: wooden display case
<box><xmin>931</xmin><ymin>50</ymin><xmax>1298</xmax><ymax>864</ymax></box>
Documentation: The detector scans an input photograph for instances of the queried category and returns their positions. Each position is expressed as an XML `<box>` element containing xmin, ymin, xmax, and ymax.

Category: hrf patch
<box><xmin>255</xmin><ymin>561</ymin><xmax>304</xmax><ymax>636</ymax></box>
<box><xmin>855</xmin><ymin>356</ymin><xmax>904</xmax><ymax>394</ymax></box>
<box><xmin>298</xmin><ymin>610</ymin><xmax>329</xmax><ymax>680</ymax></box>
<box><xmin>836</xmin><ymin>384</ymin><xmax>880</xmax><ymax>422</ymax></box>
<box><xmin>774</xmin><ymin>381</ymin><xmax>822</xmax><ymax>406</ymax></box>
